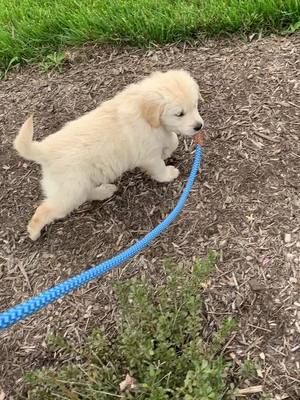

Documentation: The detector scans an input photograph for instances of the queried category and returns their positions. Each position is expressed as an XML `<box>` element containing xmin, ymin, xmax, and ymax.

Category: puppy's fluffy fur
<box><xmin>14</xmin><ymin>69</ymin><xmax>204</xmax><ymax>240</ymax></box>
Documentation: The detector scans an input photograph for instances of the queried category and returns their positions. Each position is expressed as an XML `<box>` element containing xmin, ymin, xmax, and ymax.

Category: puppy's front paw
<box><xmin>156</xmin><ymin>166</ymin><xmax>179</xmax><ymax>183</ymax></box>
<box><xmin>102</xmin><ymin>183</ymin><xmax>118</xmax><ymax>198</ymax></box>
<box><xmin>162</xmin><ymin>147</ymin><xmax>172</xmax><ymax>160</ymax></box>
<box><xmin>162</xmin><ymin>133</ymin><xmax>179</xmax><ymax>160</ymax></box>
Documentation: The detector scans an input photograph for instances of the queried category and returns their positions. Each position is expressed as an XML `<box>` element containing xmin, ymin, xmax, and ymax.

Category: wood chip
<box><xmin>248</xmin><ymin>279</ymin><xmax>267</xmax><ymax>292</ymax></box>
<box><xmin>236</xmin><ymin>385</ymin><xmax>263</xmax><ymax>395</ymax></box>
<box><xmin>193</xmin><ymin>131</ymin><xmax>205</xmax><ymax>146</ymax></box>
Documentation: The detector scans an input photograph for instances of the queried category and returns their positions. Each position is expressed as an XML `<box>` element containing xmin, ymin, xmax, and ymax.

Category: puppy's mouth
<box><xmin>173</xmin><ymin>129</ymin><xmax>193</xmax><ymax>137</ymax></box>
<box><xmin>173</xmin><ymin>128</ymin><xmax>203</xmax><ymax>137</ymax></box>
<box><xmin>178</xmin><ymin>126</ymin><xmax>204</xmax><ymax>137</ymax></box>
<box><xmin>184</xmin><ymin>130</ymin><xmax>201</xmax><ymax>137</ymax></box>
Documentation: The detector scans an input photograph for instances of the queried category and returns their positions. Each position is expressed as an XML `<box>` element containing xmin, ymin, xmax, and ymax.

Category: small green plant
<box><xmin>23</xmin><ymin>252</ymin><xmax>236</xmax><ymax>399</ymax></box>
<box><xmin>40</xmin><ymin>52</ymin><xmax>65</xmax><ymax>72</ymax></box>
<box><xmin>0</xmin><ymin>55</ymin><xmax>19</xmax><ymax>80</ymax></box>
<box><xmin>241</xmin><ymin>359</ymin><xmax>258</xmax><ymax>379</ymax></box>
<box><xmin>260</xmin><ymin>393</ymin><xmax>272</xmax><ymax>400</ymax></box>
<box><xmin>210</xmin><ymin>317</ymin><xmax>237</xmax><ymax>356</ymax></box>
<box><xmin>282</xmin><ymin>19</ymin><xmax>300</xmax><ymax>34</ymax></box>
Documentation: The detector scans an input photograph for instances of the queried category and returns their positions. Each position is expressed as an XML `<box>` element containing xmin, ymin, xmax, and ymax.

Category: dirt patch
<box><xmin>0</xmin><ymin>34</ymin><xmax>299</xmax><ymax>398</ymax></box>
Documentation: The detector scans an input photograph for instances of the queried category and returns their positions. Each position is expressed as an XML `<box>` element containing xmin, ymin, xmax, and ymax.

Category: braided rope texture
<box><xmin>0</xmin><ymin>145</ymin><xmax>202</xmax><ymax>329</ymax></box>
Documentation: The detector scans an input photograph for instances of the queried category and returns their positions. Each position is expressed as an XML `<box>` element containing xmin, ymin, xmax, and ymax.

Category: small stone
<box><xmin>286</xmin><ymin>253</ymin><xmax>294</xmax><ymax>261</ymax></box>
<box><xmin>42</xmin><ymin>252</ymin><xmax>53</xmax><ymax>259</ymax></box>
<box><xmin>224</xmin><ymin>195</ymin><xmax>232</xmax><ymax>204</ymax></box>
<box><xmin>293</xmin><ymin>198</ymin><xmax>300</xmax><ymax>207</ymax></box>
<box><xmin>284</xmin><ymin>233</ymin><xmax>292</xmax><ymax>243</ymax></box>
<box><xmin>249</xmin><ymin>279</ymin><xmax>266</xmax><ymax>292</ymax></box>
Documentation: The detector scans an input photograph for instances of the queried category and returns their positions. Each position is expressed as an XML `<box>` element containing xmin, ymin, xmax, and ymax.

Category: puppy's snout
<box><xmin>193</xmin><ymin>122</ymin><xmax>203</xmax><ymax>132</ymax></box>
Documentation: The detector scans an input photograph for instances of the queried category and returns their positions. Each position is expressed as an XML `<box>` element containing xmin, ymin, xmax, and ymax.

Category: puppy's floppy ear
<box><xmin>140</xmin><ymin>93</ymin><xmax>163</xmax><ymax>128</ymax></box>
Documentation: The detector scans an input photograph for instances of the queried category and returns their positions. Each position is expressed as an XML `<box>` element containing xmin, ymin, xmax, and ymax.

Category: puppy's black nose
<box><xmin>193</xmin><ymin>122</ymin><xmax>203</xmax><ymax>132</ymax></box>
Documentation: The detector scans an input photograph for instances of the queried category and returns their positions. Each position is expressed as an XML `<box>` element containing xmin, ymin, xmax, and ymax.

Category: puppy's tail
<box><xmin>14</xmin><ymin>115</ymin><xmax>44</xmax><ymax>163</ymax></box>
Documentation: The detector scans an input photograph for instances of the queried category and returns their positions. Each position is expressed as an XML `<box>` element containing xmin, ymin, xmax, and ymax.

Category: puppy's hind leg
<box><xmin>88</xmin><ymin>184</ymin><xmax>117</xmax><ymax>201</ymax></box>
<box><xmin>27</xmin><ymin>200</ymin><xmax>73</xmax><ymax>241</ymax></box>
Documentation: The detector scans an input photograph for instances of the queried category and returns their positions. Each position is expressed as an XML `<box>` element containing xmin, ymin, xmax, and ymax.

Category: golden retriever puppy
<box><xmin>14</xmin><ymin>70</ymin><xmax>204</xmax><ymax>240</ymax></box>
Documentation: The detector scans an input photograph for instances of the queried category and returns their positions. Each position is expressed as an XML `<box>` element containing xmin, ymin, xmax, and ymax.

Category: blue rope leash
<box><xmin>0</xmin><ymin>145</ymin><xmax>202</xmax><ymax>329</ymax></box>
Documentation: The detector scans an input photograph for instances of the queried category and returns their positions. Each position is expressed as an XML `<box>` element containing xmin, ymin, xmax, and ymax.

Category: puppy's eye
<box><xmin>175</xmin><ymin>110</ymin><xmax>185</xmax><ymax>117</ymax></box>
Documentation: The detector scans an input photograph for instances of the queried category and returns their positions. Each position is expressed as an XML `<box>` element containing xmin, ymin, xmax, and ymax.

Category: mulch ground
<box><xmin>0</xmin><ymin>34</ymin><xmax>299</xmax><ymax>398</ymax></box>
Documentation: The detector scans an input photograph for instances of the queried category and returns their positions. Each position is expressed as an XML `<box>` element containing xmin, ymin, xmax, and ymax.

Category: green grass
<box><xmin>22</xmin><ymin>253</ymin><xmax>240</xmax><ymax>399</ymax></box>
<box><xmin>0</xmin><ymin>0</ymin><xmax>299</xmax><ymax>72</ymax></box>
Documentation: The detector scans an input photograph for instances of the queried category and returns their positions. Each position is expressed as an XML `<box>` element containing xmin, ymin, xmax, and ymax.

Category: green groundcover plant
<box><xmin>23</xmin><ymin>252</ymin><xmax>237</xmax><ymax>399</ymax></box>
<box><xmin>1</xmin><ymin>0</ymin><xmax>299</xmax><ymax>72</ymax></box>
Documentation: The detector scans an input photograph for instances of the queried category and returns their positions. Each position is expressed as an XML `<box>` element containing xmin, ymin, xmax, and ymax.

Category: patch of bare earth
<box><xmin>0</xmin><ymin>34</ymin><xmax>299</xmax><ymax>398</ymax></box>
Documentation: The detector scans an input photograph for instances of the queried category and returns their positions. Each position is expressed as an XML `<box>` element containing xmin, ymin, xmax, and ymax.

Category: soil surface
<box><xmin>0</xmin><ymin>34</ymin><xmax>299</xmax><ymax>398</ymax></box>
